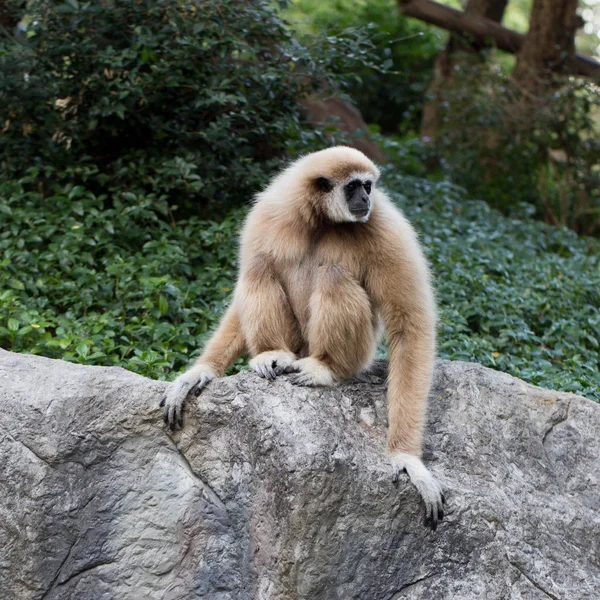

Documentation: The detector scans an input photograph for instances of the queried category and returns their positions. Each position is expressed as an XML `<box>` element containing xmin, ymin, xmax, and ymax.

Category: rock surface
<box><xmin>301</xmin><ymin>95</ymin><xmax>387</xmax><ymax>163</ymax></box>
<box><xmin>0</xmin><ymin>348</ymin><xmax>598</xmax><ymax>600</ymax></box>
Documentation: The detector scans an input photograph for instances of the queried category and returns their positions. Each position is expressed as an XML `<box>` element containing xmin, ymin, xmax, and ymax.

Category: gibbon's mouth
<box><xmin>350</xmin><ymin>207</ymin><xmax>370</xmax><ymax>219</ymax></box>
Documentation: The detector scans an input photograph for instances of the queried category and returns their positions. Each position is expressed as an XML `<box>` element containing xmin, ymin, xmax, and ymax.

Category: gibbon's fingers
<box><xmin>160</xmin><ymin>364</ymin><xmax>216</xmax><ymax>429</ymax></box>
<box><xmin>167</xmin><ymin>401</ymin><xmax>178</xmax><ymax>432</ymax></box>
<box><xmin>192</xmin><ymin>377</ymin><xmax>211</xmax><ymax>396</ymax></box>
<box><xmin>289</xmin><ymin>372</ymin><xmax>315</xmax><ymax>386</ymax></box>
<box><xmin>288</xmin><ymin>357</ymin><xmax>336</xmax><ymax>387</ymax></box>
<box><xmin>260</xmin><ymin>364</ymin><xmax>275</xmax><ymax>380</ymax></box>
<box><xmin>250</xmin><ymin>351</ymin><xmax>296</xmax><ymax>380</ymax></box>
<box><xmin>389</xmin><ymin>451</ymin><xmax>445</xmax><ymax>531</ymax></box>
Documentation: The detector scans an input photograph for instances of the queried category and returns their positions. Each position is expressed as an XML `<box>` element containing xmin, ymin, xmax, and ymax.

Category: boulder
<box><xmin>0</xmin><ymin>348</ymin><xmax>598</xmax><ymax>599</ymax></box>
<box><xmin>301</xmin><ymin>95</ymin><xmax>387</xmax><ymax>163</ymax></box>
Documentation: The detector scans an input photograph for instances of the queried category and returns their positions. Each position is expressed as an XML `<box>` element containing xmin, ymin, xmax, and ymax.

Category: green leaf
<box><xmin>158</xmin><ymin>295</ymin><xmax>169</xmax><ymax>316</ymax></box>
<box><xmin>68</xmin><ymin>186</ymin><xmax>85</xmax><ymax>200</ymax></box>
<box><xmin>76</xmin><ymin>343</ymin><xmax>89</xmax><ymax>358</ymax></box>
<box><xmin>9</xmin><ymin>279</ymin><xmax>25</xmax><ymax>290</ymax></box>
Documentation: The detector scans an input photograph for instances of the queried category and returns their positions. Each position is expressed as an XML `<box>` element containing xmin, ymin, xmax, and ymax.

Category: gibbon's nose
<box><xmin>360</xmin><ymin>191</ymin><xmax>369</xmax><ymax>204</ymax></box>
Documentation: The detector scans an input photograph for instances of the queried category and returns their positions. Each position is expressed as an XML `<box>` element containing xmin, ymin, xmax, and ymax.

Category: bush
<box><xmin>384</xmin><ymin>139</ymin><xmax>600</xmax><ymax>399</ymax></box>
<box><xmin>2</xmin><ymin>161</ymin><xmax>598</xmax><ymax>400</ymax></box>
<box><xmin>429</xmin><ymin>65</ymin><xmax>600</xmax><ymax>236</ymax></box>
<box><xmin>283</xmin><ymin>0</ymin><xmax>442</xmax><ymax>134</ymax></box>
<box><xmin>0</xmin><ymin>0</ymin><xmax>363</xmax><ymax>216</ymax></box>
<box><xmin>0</xmin><ymin>171</ymin><xmax>243</xmax><ymax>375</ymax></box>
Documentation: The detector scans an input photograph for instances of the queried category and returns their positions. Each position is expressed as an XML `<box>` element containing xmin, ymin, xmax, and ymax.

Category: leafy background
<box><xmin>2</xmin><ymin>146</ymin><xmax>598</xmax><ymax>399</ymax></box>
<box><xmin>0</xmin><ymin>0</ymin><xmax>598</xmax><ymax>401</ymax></box>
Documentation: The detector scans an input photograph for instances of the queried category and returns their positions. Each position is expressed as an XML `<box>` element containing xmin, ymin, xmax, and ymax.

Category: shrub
<box><xmin>429</xmin><ymin>65</ymin><xmax>600</xmax><ymax>236</ymax></box>
<box><xmin>384</xmin><ymin>138</ymin><xmax>600</xmax><ymax>399</ymax></box>
<box><xmin>0</xmin><ymin>171</ymin><xmax>242</xmax><ymax>375</ymax></box>
<box><xmin>0</xmin><ymin>0</ymin><xmax>364</xmax><ymax>216</ymax></box>
<box><xmin>283</xmin><ymin>0</ymin><xmax>442</xmax><ymax>134</ymax></box>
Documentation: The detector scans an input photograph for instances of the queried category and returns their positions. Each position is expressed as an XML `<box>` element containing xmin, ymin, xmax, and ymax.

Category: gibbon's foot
<box><xmin>389</xmin><ymin>451</ymin><xmax>445</xmax><ymax>531</ymax></box>
<box><xmin>250</xmin><ymin>350</ymin><xmax>296</xmax><ymax>381</ymax></box>
<box><xmin>288</xmin><ymin>357</ymin><xmax>336</xmax><ymax>387</ymax></box>
<box><xmin>159</xmin><ymin>363</ymin><xmax>216</xmax><ymax>430</ymax></box>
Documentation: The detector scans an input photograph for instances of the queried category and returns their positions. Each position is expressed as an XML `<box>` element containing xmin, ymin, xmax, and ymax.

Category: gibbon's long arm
<box><xmin>160</xmin><ymin>305</ymin><xmax>245</xmax><ymax>429</ymax></box>
<box><xmin>366</xmin><ymin>225</ymin><xmax>445</xmax><ymax>528</ymax></box>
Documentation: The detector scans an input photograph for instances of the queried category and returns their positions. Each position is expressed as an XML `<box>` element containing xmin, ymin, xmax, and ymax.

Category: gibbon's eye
<box><xmin>315</xmin><ymin>177</ymin><xmax>334</xmax><ymax>193</ymax></box>
<box><xmin>344</xmin><ymin>180</ymin><xmax>363</xmax><ymax>198</ymax></box>
<box><xmin>364</xmin><ymin>181</ymin><xmax>372</xmax><ymax>194</ymax></box>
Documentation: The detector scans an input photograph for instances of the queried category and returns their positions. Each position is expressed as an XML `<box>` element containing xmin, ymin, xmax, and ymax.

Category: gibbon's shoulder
<box><xmin>363</xmin><ymin>191</ymin><xmax>428</xmax><ymax>269</ymax></box>
<box><xmin>369</xmin><ymin>189</ymin><xmax>417</xmax><ymax>237</ymax></box>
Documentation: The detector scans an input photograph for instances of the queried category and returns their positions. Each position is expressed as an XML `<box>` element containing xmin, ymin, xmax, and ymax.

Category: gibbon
<box><xmin>160</xmin><ymin>146</ymin><xmax>445</xmax><ymax>527</ymax></box>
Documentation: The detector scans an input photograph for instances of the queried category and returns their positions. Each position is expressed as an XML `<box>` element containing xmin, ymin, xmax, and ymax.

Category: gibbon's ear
<box><xmin>315</xmin><ymin>177</ymin><xmax>334</xmax><ymax>193</ymax></box>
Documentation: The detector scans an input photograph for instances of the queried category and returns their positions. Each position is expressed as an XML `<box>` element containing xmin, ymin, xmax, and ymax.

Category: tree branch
<box><xmin>398</xmin><ymin>0</ymin><xmax>600</xmax><ymax>78</ymax></box>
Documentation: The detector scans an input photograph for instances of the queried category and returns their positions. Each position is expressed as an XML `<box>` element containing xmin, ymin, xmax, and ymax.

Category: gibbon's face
<box><xmin>316</xmin><ymin>173</ymin><xmax>374</xmax><ymax>224</ymax></box>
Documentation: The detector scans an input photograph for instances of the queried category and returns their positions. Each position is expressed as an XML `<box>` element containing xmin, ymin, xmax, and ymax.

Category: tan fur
<box><xmin>163</xmin><ymin>146</ymin><xmax>443</xmax><ymax>524</ymax></box>
<box><xmin>191</xmin><ymin>146</ymin><xmax>436</xmax><ymax>456</ymax></box>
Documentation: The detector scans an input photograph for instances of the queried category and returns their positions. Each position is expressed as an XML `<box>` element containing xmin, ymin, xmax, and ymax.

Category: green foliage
<box><xmin>0</xmin><ymin>171</ymin><xmax>242</xmax><ymax>376</ymax></box>
<box><xmin>1</xmin><ymin>0</ymin><xmax>596</xmax><ymax>403</ymax></box>
<box><xmin>429</xmin><ymin>64</ymin><xmax>600</xmax><ymax>236</ymax></box>
<box><xmin>384</xmin><ymin>138</ymin><xmax>600</xmax><ymax>400</ymax></box>
<box><xmin>283</xmin><ymin>0</ymin><xmax>443</xmax><ymax>134</ymax></box>
<box><xmin>2</xmin><ymin>160</ymin><xmax>599</xmax><ymax>400</ymax></box>
<box><xmin>0</xmin><ymin>0</ymin><xmax>362</xmax><ymax>216</ymax></box>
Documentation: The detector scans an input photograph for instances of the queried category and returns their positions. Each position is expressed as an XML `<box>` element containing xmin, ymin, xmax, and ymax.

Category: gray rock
<box><xmin>0</xmin><ymin>348</ymin><xmax>598</xmax><ymax>600</ymax></box>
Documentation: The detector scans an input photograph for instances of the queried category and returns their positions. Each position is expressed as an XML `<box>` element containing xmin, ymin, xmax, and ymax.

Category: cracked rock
<box><xmin>0</xmin><ymin>348</ymin><xmax>598</xmax><ymax>599</ymax></box>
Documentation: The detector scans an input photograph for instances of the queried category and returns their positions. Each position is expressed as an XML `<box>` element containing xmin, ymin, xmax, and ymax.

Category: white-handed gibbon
<box><xmin>160</xmin><ymin>146</ymin><xmax>445</xmax><ymax>527</ymax></box>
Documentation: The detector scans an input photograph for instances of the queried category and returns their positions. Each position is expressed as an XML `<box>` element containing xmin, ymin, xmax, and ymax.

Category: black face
<box><xmin>344</xmin><ymin>178</ymin><xmax>371</xmax><ymax>218</ymax></box>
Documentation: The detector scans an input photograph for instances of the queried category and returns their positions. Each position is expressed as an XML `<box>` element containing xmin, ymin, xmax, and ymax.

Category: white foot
<box><xmin>288</xmin><ymin>357</ymin><xmax>336</xmax><ymax>387</ymax></box>
<box><xmin>250</xmin><ymin>350</ymin><xmax>296</xmax><ymax>380</ymax></box>
<box><xmin>390</xmin><ymin>451</ymin><xmax>445</xmax><ymax>530</ymax></box>
<box><xmin>159</xmin><ymin>363</ymin><xmax>216</xmax><ymax>430</ymax></box>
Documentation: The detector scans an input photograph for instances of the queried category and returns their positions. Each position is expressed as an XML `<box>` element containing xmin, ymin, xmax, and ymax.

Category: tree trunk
<box><xmin>512</xmin><ymin>0</ymin><xmax>580</xmax><ymax>92</ymax></box>
<box><xmin>419</xmin><ymin>0</ymin><xmax>508</xmax><ymax>142</ymax></box>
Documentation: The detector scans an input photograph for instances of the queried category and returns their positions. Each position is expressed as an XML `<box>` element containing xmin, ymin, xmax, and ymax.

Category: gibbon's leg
<box><xmin>160</xmin><ymin>305</ymin><xmax>245</xmax><ymax>429</ymax></box>
<box><xmin>237</xmin><ymin>254</ymin><xmax>302</xmax><ymax>380</ymax></box>
<box><xmin>289</xmin><ymin>265</ymin><xmax>376</xmax><ymax>386</ymax></box>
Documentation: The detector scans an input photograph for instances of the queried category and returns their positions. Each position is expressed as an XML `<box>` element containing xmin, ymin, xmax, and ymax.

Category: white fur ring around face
<box><xmin>250</xmin><ymin>350</ymin><xmax>296</xmax><ymax>380</ymax></box>
<box><xmin>389</xmin><ymin>451</ymin><xmax>445</xmax><ymax>530</ymax></box>
<box><xmin>159</xmin><ymin>363</ymin><xmax>216</xmax><ymax>430</ymax></box>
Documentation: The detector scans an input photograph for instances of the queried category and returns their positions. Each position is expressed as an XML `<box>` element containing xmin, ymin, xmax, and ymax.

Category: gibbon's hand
<box><xmin>250</xmin><ymin>350</ymin><xmax>296</xmax><ymax>381</ymax></box>
<box><xmin>390</xmin><ymin>452</ymin><xmax>445</xmax><ymax>531</ymax></box>
<box><xmin>159</xmin><ymin>364</ymin><xmax>216</xmax><ymax>430</ymax></box>
<box><xmin>287</xmin><ymin>357</ymin><xmax>336</xmax><ymax>386</ymax></box>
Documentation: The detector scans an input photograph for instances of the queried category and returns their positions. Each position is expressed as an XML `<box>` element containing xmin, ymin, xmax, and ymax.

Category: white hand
<box><xmin>159</xmin><ymin>363</ymin><xmax>216</xmax><ymax>430</ymax></box>
<box><xmin>390</xmin><ymin>451</ymin><xmax>445</xmax><ymax>530</ymax></box>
